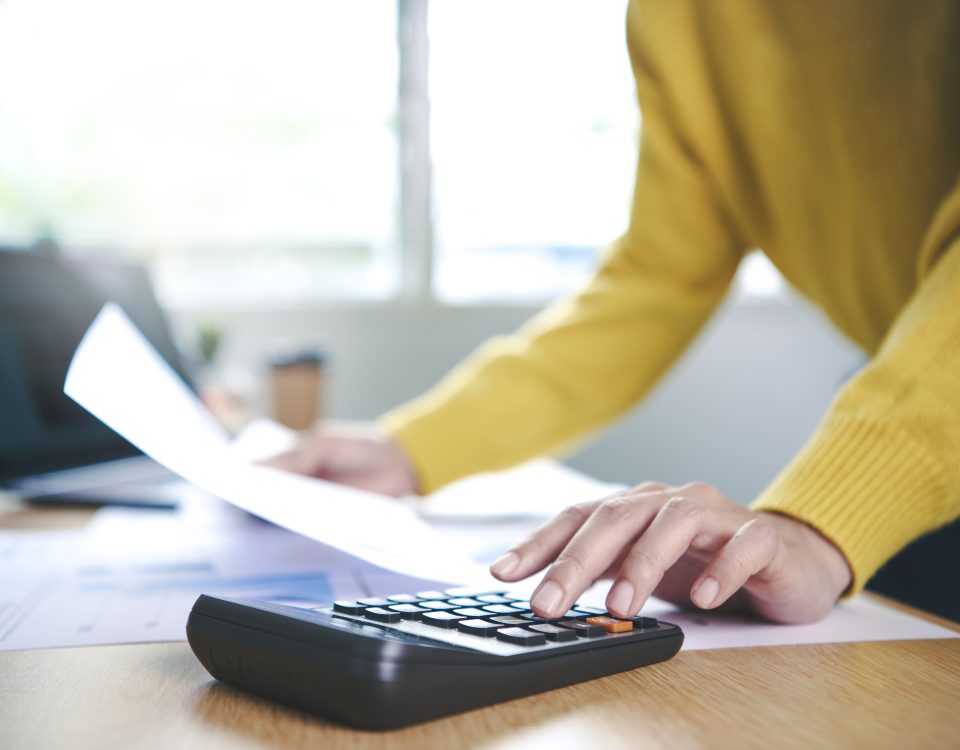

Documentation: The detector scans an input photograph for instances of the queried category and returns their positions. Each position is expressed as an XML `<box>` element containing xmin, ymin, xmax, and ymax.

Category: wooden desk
<box><xmin>2</xmin><ymin>501</ymin><xmax>958</xmax><ymax>750</ymax></box>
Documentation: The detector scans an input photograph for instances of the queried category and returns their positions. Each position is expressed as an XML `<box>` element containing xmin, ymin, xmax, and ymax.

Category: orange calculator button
<box><xmin>585</xmin><ymin>616</ymin><xmax>633</xmax><ymax>633</ymax></box>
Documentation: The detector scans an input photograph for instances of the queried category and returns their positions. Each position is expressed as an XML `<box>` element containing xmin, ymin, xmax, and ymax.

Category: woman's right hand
<box><xmin>262</xmin><ymin>421</ymin><xmax>419</xmax><ymax>497</ymax></box>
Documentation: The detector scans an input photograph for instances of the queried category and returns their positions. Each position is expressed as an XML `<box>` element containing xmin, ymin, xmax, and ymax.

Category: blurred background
<box><xmin>0</xmin><ymin>0</ymin><xmax>862</xmax><ymax>500</ymax></box>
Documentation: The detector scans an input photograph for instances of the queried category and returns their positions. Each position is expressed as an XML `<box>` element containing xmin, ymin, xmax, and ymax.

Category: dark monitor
<box><xmin>0</xmin><ymin>250</ymin><xmax>194</xmax><ymax>481</ymax></box>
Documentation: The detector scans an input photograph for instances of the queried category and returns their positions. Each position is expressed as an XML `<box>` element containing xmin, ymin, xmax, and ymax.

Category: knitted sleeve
<box><xmin>381</xmin><ymin>4</ymin><xmax>745</xmax><ymax>492</ymax></box>
<box><xmin>752</xmin><ymin>180</ymin><xmax>960</xmax><ymax>594</ymax></box>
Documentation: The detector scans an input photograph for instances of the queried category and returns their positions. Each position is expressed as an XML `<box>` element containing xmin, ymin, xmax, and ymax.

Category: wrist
<box><xmin>761</xmin><ymin>511</ymin><xmax>852</xmax><ymax>600</ymax></box>
<box><xmin>383</xmin><ymin>436</ymin><xmax>421</xmax><ymax>496</ymax></box>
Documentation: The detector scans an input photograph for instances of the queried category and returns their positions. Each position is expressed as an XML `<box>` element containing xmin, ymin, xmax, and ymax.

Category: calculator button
<box><xmin>630</xmin><ymin>616</ymin><xmax>659</xmax><ymax>629</ymax></box>
<box><xmin>421</xmin><ymin>600</ymin><xmax>459</xmax><ymax>611</ymax></box>
<box><xmin>332</xmin><ymin>601</ymin><xmax>366</xmax><ymax>615</ymax></box>
<box><xmin>573</xmin><ymin>605</ymin><xmax>608</xmax><ymax>616</ymax></box>
<box><xmin>416</xmin><ymin>590</ymin><xmax>449</xmax><ymax>600</ymax></box>
<box><xmin>364</xmin><ymin>607</ymin><xmax>402</xmax><ymax>623</ymax></box>
<box><xmin>476</xmin><ymin>594</ymin><xmax>512</xmax><ymax>604</ymax></box>
<box><xmin>445</xmin><ymin>587</ymin><xmax>504</xmax><ymax>598</ymax></box>
<box><xmin>455</xmin><ymin>619</ymin><xmax>502</xmax><ymax>637</ymax></box>
<box><xmin>558</xmin><ymin>620</ymin><xmax>606</xmax><ymax>638</ymax></box>
<box><xmin>421</xmin><ymin>611</ymin><xmax>465</xmax><ymax>628</ymax></box>
<box><xmin>447</xmin><ymin>597</ymin><xmax>483</xmax><ymax>607</ymax></box>
<box><xmin>387</xmin><ymin>604</ymin><xmax>428</xmax><ymax>619</ymax></box>
<box><xmin>509</xmin><ymin>601</ymin><xmax>532</xmax><ymax>612</ymax></box>
<box><xmin>496</xmin><ymin>627</ymin><xmax>547</xmax><ymax>646</ymax></box>
<box><xmin>357</xmin><ymin>597</ymin><xmax>391</xmax><ymax>607</ymax></box>
<box><xmin>453</xmin><ymin>608</ymin><xmax>489</xmax><ymax>618</ymax></box>
<box><xmin>481</xmin><ymin>604</ymin><xmax>518</xmax><ymax>615</ymax></box>
<box><xmin>386</xmin><ymin>594</ymin><xmax>421</xmax><ymax>604</ymax></box>
<box><xmin>520</xmin><ymin>612</ymin><xmax>560</xmax><ymax>623</ymax></box>
<box><xmin>490</xmin><ymin>615</ymin><xmax>528</xmax><ymax>626</ymax></box>
<box><xmin>529</xmin><ymin>623</ymin><xmax>578</xmax><ymax>642</ymax></box>
<box><xmin>585</xmin><ymin>616</ymin><xmax>633</xmax><ymax>633</ymax></box>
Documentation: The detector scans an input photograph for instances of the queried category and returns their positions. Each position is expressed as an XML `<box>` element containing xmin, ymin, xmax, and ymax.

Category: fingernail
<box><xmin>607</xmin><ymin>580</ymin><xmax>635</xmax><ymax>615</ymax></box>
<box><xmin>531</xmin><ymin>580</ymin><xmax>564</xmax><ymax>617</ymax></box>
<box><xmin>693</xmin><ymin>577</ymin><xmax>719</xmax><ymax>608</ymax></box>
<box><xmin>490</xmin><ymin>551</ymin><xmax>520</xmax><ymax>578</ymax></box>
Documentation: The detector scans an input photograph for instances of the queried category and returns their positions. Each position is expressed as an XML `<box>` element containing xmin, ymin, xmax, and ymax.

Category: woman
<box><xmin>271</xmin><ymin>0</ymin><xmax>960</xmax><ymax>623</ymax></box>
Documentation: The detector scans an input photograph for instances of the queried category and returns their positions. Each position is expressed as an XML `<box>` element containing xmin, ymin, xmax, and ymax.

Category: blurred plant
<box><xmin>196</xmin><ymin>321</ymin><xmax>224</xmax><ymax>366</ymax></box>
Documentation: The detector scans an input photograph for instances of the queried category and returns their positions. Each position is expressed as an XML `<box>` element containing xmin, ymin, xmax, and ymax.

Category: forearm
<box><xmin>753</xmin><ymin>233</ymin><xmax>960</xmax><ymax>594</ymax></box>
<box><xmin>382</xmin><ymin>242</ymin><xmax>734</xmax><ymax>492</ymax></box>
<box><xmin>383</xmin><ymin>15</ymin><xmax>751</xmax><ymax>493</ymax></box>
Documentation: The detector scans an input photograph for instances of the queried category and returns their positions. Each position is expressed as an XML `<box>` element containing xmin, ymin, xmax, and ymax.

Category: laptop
<box><xmin>0</xmin><ymin>249</ymin><xmax>195</xmax><ymax>507</ymax></box>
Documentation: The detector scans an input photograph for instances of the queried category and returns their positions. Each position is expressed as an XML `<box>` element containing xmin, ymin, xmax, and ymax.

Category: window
<box><xmin>0</xmin><ymin>0</ymin><xmax>399</xmax><ymax>305</ymax></box>
<box><xmin>0</xmin><ymin>1</ymin><xmax>784</xmax><ymax>307</ymax></box>
<box><xmin>429</xmin><ymin>1</ymin><xmax>638</xmax><ymax>303</ymax></box>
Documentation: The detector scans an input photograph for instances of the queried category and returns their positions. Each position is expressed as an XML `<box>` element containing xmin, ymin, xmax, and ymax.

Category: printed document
<box><xmin>64</xmin><ymin>304</ymin><xmax>487</xmax><ymax>584</ymax></box>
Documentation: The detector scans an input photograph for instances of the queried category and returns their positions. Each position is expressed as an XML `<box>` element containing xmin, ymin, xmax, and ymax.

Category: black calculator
<box><xmin>186</xmin><ymin>587</ymin><xmax>683</xmax><ymax>730</ymax></box>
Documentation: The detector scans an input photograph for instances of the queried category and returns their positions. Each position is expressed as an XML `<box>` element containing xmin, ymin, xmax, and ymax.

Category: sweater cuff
<box><xmin>750</xmin><ymin>415</ymin><xmax>949</xmax><ymax>596</ymax></box>
<box><xmin>379</xmin><ymin>400</ymin><xmax>477</xmax><ymax>495</ymax></box>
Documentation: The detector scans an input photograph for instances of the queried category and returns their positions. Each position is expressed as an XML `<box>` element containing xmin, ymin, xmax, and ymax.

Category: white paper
<box><xmin>2</xmin><ymin>503</ymin><xmax>955</xmax><ymax>652</ymax></box>
<box><xmin>418</xmin><ymin>459</ymin><xmax>625</xmax><ymax>521</ymax></box>
<box><xmin>573</xmin><ymin>582</ymin><xmax>957</xmax><ymax>650</ymax></box>
<box><xmin>229</xmin><ymin>417</ymin><xmax>298</xmax><ymax>462</ymax></box>
<box><xmin>0</xmin><ymin>506</ymin><xmax>448</xmax><ymax>652</ymax></box>
<box><xmin>63</xmin><ymin>304</ymin><xmax>487</xmax><ymax>585</ymax></box>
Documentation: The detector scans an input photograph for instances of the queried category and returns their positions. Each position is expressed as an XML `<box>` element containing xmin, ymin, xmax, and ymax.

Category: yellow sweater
<box><xmin>382</xmin><ymin>0</ymin><xmax>960</xmax><ymax>594</ymax></box>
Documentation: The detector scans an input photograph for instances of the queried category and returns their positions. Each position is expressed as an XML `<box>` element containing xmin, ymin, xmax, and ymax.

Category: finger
<box><xmin>690</xmin><ymin>517</ymin><xmax>784</xmax><ymax>610</ymax></box>
<box><xmin>528</xmin><ymin>488</ymin><xmax>669</xmax><ymax>617</ymax></box>
<box><xmin>673</xmin><ymin>481</ymin><xmax>730</xmax><ymax>507</ymax></box>
<box><xmin>261</xmin><ymin>436</ymin><xmax>329</xmax><ymax>477</ymax></box>
<box><xmin>490</xmin><ymin>482</ymin><xmax>668</xmax><ymax>582</ymax></box>
<box><xmin>490</xmin><ymin>500</ymin><xmax>602</xmax><ymax>581</ymax></box>
<box><xmin>260</xmin><ymin>448</ymin><xmax>306</xmax><ymax>472</ymax></box>
<box><xmin>606</xmin><ymin>496</ymin><xmax>744</xmax><ymax>617</ymax></box>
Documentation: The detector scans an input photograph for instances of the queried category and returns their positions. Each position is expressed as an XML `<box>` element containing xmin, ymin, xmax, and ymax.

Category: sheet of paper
<box><xmin>229</xmin><ymin>417</ymin><xmax>298</xmax><ymax>462</ymax></box>
<box><xmin>63</xmin><ymin>304</ymin><xmax>487</xmax><ymax>585</ymax></box>
<box><xmin>418</xmin><ymin>459</ymin><xmax>625</xmax><ymax>521</ymax></box>
<box><xmin>0</xmin><ymin>505</ymin><xmax>447</xmax><ymax>652</ymax></box>
<box><xmin>573</xmin><ymin>583</ymin><xmax>957</xmax><ymax>650</ymax></box>
<box><xmin>2</xmin><ymin>502</ymin><xmax>955</xmax><ymax>652</ymax></box>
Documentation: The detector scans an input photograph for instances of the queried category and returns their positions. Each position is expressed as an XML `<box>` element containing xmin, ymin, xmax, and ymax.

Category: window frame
<box><xmin>2</xmin><ymin>0</ymin><xmax>784</xmax><ymax>310</ymax></box>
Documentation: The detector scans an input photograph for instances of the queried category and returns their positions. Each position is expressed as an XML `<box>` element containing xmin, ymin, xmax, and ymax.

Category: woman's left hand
<box><xmin>489</xmin><ymin>481</ymin><xmax>852</xmax><ymax>625</ymax></box>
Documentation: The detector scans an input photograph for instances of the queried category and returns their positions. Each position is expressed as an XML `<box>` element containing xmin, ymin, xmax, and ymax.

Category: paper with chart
<box><xmin>63</xmin><ymin>303</ymin><xmax>487</xmax><ymax>585</ymax></box>
<box><xmin>0</xmin><ymin>503</ymin><xmax>446</xmax><ymax>652</ymax></box>
<box><xmin>2</xmin><ymin>501</ymin><xmax>955</xmax><ymax>652</ymax></box>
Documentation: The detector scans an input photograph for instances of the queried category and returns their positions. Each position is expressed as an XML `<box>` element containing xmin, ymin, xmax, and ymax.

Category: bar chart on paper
<box><xmin>0</xmin><ymin>508</ymin><xmax>444</xmax><ymax>652</ymax></box>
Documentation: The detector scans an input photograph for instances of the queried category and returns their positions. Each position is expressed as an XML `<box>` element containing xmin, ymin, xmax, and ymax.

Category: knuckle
<box><xmin>679</xmin><ymin>481</ymin><xmax>720</xmax><ymax>500</ymax></box>
<box><xmin>662</xmin><ymin>495</ymin><xmax>703</xmax><ymax>523</ymax></box>
<box><xmin>513</xmin><ymin>533</ymin><xmax>545</xmax><ymax>558</ymax></box>
<box><xmin>720</xmin><ymin>548</ymin><xmax>752</xmax><ymax>576</ymax></box>
<box><xmin>631</xmin><ymin>480</ymin><xmax>667</xmax><ymax>493</ymax></box>
<box><xmin>625</xmin><ymin>547</ymin><xmax>664</xmax><ymax>581</ymax></box>
<box><xmin>595</xmin><ymin>496</ymin><xmax>639</xmax><ymax>524</ymax></box>
<box><xmin>552</xmin><ymin>553</ymin><xmax>587</xmax><ymax>580</ymax></box>
<box><xmin>558</xmin><ymin>502</ymin><xmax>593</xmax><ymax>526</ymax></box>
<box><xmin>745</xmin><ymin>517</ymin><xmax>778</xmax><ymax>546</ymax></box>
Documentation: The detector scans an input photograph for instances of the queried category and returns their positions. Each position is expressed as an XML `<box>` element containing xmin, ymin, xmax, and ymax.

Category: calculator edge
<box><xmin>186</xmin><ymin>594</ymin><xmax>684</xmax><ymax>730</ymax></box>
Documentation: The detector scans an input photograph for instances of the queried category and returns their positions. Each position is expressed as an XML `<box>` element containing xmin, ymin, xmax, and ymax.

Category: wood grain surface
<box><xmin>2</xmin><ymin>638</ymin><xmax>958</xmax><ymax>750</ymax></box>
<box><xmin>2</xmin><ymin>499</ymin><xmax>958</xmax><ymax>749</ymax></box>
